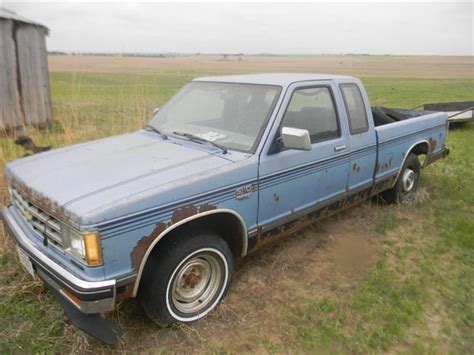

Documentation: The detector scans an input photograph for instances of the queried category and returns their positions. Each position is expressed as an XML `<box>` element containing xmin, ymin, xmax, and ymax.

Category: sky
<box><xmin>2</xmin><ymin>1</ymin><xmax>473</xmax><ymax>55</ymax></box>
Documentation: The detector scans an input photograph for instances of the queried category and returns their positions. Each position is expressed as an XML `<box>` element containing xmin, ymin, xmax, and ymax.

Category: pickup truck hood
<box><xmin>6</xmin><ymin>131</ymin><xmax>234</xmax><ymax>224</ymax></box>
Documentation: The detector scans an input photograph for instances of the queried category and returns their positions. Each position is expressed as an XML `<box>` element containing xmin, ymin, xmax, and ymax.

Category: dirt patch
<box><xmin>327</xmin><ymin>222</ymin><xmax>376</xmax><ymax>277</ymax></box>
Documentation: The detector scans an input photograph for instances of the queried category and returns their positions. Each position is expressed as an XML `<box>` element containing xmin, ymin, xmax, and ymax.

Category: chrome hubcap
<box><xmin>171</xmin><ymin>253</ymin><xmax>223</xmax><ymax>315</ymax></box>
<box><xmin>402</xmin><ymin>168</ymin><xmax>416</xmax><ymax>192</ymax></box>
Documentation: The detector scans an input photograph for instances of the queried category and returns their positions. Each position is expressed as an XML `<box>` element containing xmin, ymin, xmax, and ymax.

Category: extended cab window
<box><xmin>340</xmin><ymin>83</ymin><xmax>369</xmax><ymax>134</ymax></box>
<box><xmin>281</xmin><ymin>87</ymin><xmax>340</xmax><ymax>143</ymax></box>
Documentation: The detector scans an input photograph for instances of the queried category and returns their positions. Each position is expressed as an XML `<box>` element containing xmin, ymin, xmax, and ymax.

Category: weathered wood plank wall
<box><xmin>16</xmin><ymin>24</ymin><xmax>52</xmax><ymax>127</ymax></box>
<box><xmin>0</xmin><ymin>18</ymin><xmax>52</xmax><ymax>130</ymax></box>
<box><xmin>0</xmin><ymin>19</ymin><xmax>23</xmax><ymax>130</ymax></box>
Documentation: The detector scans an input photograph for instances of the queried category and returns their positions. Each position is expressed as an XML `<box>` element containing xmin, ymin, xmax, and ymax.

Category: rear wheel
<box><xmin>139</xmin><ymin>231</ymin><xmax>233</xmax><ymax>326</ymax></box>
<box><xmin>381</xmin><ymin>153</ymin><xmax>421</xmax><ymax>203</ymax></box>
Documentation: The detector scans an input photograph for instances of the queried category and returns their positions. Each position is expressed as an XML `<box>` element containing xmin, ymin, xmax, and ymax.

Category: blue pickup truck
<box><xmin>2</xmin><ymin>74</ymin><xmax>449</xmax><ymax>343</ymax></box>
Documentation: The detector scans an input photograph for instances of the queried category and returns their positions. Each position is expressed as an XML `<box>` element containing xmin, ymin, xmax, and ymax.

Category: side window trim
<box><xmin>281</xmin><ymin>84</ymin><xmax>342</xmax><ymax>145</ymax></box>
<box><xmin>339</xmin><ymin>83</ymin><xmax>369</xmax><ymax>135</ymax></box>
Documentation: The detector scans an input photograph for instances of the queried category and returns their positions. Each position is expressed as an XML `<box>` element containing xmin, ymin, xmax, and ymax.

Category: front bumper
<box><xmin>1</xmin><ymin>205</ymin><xmax>116</xmax><ymax>314</ymax></box>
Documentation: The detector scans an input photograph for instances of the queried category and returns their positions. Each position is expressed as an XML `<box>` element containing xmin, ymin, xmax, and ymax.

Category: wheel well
<box><xmin>134</xmin><ymin>211</ymin><xmax>247</xmax><ymax>297</ymax></box>
<box><xmin>408</xmin><ymin>141</ymin><xmax>430</xmax><ymax>167</ymax></box>
<box><xmin>410</xmin><ymin>142</ymin><xmax>429</xmax><ymax>156</ymax></box>
<box><xmin>183</xmin><ymin>213</ymin><xmax>246</xmax><ymax>257</ymax></box>
<box><xmin>146</xmin><ymin>211</ymin><xmax>246</xmax><ymax>262</ymax></box>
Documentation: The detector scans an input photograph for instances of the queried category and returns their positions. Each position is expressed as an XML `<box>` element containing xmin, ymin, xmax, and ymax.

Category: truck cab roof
<box><xmin>193</xmin><ymin>73</ymin><xmax>357</xmax><ymax>87</ymax></box>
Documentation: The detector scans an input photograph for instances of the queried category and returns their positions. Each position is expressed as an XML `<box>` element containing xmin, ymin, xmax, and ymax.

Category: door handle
<box><xmin>334</xmin><ymin>144</ymin><xmax>347</xmax><ymax>152</ymax></box>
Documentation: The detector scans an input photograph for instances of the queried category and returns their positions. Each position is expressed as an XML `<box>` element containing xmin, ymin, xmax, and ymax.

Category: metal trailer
<box><xmin>412</xmin><ymin>101</ymin><xmax>474</xmax><ymax>126</ymax></box>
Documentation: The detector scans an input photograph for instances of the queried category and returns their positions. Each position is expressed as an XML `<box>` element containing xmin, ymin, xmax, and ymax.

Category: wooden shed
<box><xmin>0</xmin><ymin>8</ymin><xmax>52</xmax><ymax>130</ymax></box>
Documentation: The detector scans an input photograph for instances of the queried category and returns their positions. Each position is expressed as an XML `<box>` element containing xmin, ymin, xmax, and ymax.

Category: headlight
<box><xmin>62</xmin><ymin>226</ymin><xmax>102</xmax><ymax>266</ymax></box>
<box><xmin>67</xmin><ymin>227</ymin><xmax>86</xmax><ymax>261</ymax></box>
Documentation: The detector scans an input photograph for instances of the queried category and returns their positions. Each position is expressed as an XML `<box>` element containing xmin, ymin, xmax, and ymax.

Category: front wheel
<box><xmin>139</xmin><ymin>232</ymin><xmax>233</xmax><ymax>326</ymax></box>
<box><xmin>381</xmin><ymin>153</ymin><xmax>421</xmax><ymax>203</ymax></box>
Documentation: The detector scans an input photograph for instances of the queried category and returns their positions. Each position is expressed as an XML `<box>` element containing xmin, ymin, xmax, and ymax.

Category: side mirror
<box><xmin>153</xmin><ymin>107</ymin><xmax>160</xmax><ymax>115</ymax></box>
<box><xmin>281</xmin><ymin>127</ymin><xmax>311</xmax><ymax>151</ymax></box>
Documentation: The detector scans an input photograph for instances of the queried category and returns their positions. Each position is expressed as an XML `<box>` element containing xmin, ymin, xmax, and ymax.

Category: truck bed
<box><xmin>374</xmin><ymin>111</ymin><xmax>448</xmax><ymax>182</ymax></box>
<box><xmin>373</xmin><ymin>102</ymin><xmax>473</xmax><ymax>126</ymax></box>
<box><xmin>372</xmin><ymin>106</ymin><xmax>426</xmax><ymax>126</ymax></box>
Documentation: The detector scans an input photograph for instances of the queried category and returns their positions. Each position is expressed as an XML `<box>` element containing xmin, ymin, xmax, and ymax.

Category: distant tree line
<box><xmin>47</xmin><ymin>51</ymin><xmax>390</xmax><ymax>58</ymax></box>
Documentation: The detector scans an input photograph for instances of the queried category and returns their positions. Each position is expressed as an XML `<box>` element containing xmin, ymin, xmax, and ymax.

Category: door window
<box><xmin>281</xmin><ymin>87</ymin><xmax>340</xmax><ymax>143</ymax></box>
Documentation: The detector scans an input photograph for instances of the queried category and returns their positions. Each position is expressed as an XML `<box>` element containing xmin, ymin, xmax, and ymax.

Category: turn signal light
<box><xmin>83</xmin><ymin>232</ymin><xmax>102</xmax><ymax>266</ymax></box>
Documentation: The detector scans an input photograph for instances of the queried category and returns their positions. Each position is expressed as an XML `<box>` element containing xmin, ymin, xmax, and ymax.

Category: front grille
<box><xmin>10</xmin><ymin>185</ymin><xmax>63</xmax><ymax>247</ymax></box>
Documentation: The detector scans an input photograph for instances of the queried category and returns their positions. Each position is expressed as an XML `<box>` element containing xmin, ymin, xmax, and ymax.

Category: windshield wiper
<box><xmin>172</xmin><ymin>131</ymin><xmax>228</xmax><ymax>154</ymax></box>
<box><xmin>144</xmin><ymin>125</ymin><xmax>167</xmax><ymax>139</ymax></box>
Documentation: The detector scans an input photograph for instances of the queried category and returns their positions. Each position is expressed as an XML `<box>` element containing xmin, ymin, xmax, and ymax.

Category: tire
<box><xmin>381</xmin><ymin>153</ymin><xmax>421</xmax><ymax>203</ymax></box>
<box><xmin>139</xmin><ymin>231</ymin><xmax>233</xmax><ymax>327</ymax></box>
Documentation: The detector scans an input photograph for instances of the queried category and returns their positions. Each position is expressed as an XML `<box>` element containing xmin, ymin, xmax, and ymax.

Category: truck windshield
<box><xmin>148</xmin><ymin>82</ymin><xmax>281</xmax><ymax>153</ymax></box>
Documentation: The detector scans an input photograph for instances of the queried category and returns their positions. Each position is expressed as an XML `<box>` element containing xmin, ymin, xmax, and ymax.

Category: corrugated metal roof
<box><xmin>0</xmin><ymin>7</ymin><xmax>49</xmax><ymax>31</ymax></box>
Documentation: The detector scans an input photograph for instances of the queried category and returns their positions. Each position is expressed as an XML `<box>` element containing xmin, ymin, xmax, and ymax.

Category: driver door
<box><xmin>257</xmin><ymin>82</ymin><xmax>351</xmax><ymax>230</ymax></box>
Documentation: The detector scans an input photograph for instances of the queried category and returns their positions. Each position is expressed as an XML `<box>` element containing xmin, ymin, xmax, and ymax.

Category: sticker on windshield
<box><xmin>197</xmin><ymin>131</ymin><xmax>226</xmax><ymax>142</ymax></box>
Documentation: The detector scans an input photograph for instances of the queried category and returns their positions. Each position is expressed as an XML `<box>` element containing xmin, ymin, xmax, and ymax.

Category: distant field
<box><xmin>0</xmin><ymin>55</ymin><xmax>473</xmax><ymax>353</ymax></box>
<box><xmin>48</xmin><ymin>54</ymin><xmax>474</xmax><ymax>78</ymax></box>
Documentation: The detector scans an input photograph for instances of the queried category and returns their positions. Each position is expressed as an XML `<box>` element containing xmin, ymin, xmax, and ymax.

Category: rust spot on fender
<box><xmin>130</xmin><ymin>202</ymin><xmax>218</xmax><ymax>272</ymax></box>
<box><xmin>199</xmin><ymin>203</ymin><xmax>217</xmax><ymax>213</ymax></box>
<box><xmin>428</xmin><ymin>138</ymin><xmax>437</xmax><ymax>154</ymax></box>
<box><xmin>130</xmin><ymin>222</ymin><xmax>167</xmax><ymax>272</ymax></box>
<box><xmin>352</xmin><ymin>163</ymin><xmax>360</xmax><ymax>173</ymax></box>
<box><xmin>171</xmin><ymin>203</ymin><xmax>217</xmax><ymax>224</ymax></box>
<box><xmin>273</xmin><ymin>193</ymin><xmax>280</xmax><ymax>202</ymax></box>
<box><xmin>115</xmin><ymin>283</ymin><xmax>135</xmax><ymax>303</ymax></box>
<box><xmin>426</xmin><ymin>145</ymin><xmax>450</xmax><ymax>165</ymax></box>
<box><xmin>171</xmin><ymin>205</ymin><xmax>199</xmax><ymax>224</ymax></box>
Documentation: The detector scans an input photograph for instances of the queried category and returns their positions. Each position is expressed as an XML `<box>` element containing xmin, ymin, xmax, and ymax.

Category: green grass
<box><xmin>0</xmin><ymin>252</ymin><xmax>68</xmax><ymax>352</ymax></box>
<box><xmin>375</xmin><ymin>215</ymin><xmax>403</xmax><ymax>235</ymax></box>
<box><xmin>0</xmin><ymin>71</ymin><xmax>473</xmax><ymax>352</ymax></box>
<box><xmin>363</xmin><ymin>77</ymin><xmax>474</xmax><ymax>107</ymax></box>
